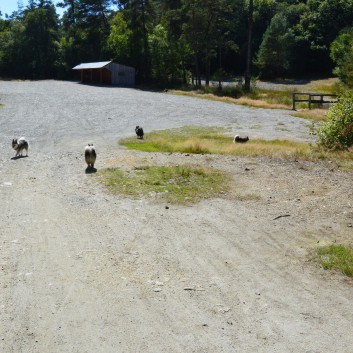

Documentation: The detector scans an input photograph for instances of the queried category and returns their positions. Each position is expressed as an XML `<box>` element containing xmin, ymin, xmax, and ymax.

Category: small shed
<box><xmin>72</xmin><ymin>61</ymin><xmax>135</xmax><ymax>86</ymax></box>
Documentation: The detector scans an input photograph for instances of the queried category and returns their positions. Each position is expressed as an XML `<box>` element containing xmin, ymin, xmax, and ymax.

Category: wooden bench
<box><xmin>292</xmin><ymin>93</ymin><xmax>338</xmax><ymax>110</ymax></box>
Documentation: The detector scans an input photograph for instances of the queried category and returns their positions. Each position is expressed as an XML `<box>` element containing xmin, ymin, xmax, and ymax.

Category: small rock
<box><xmin>165</xmin><ymin>205</ymin><xmax>169</xmax><ymax>209</ymax></box>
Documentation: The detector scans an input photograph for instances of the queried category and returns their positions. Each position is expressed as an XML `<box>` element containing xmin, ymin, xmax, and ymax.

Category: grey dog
<box><xmin>85</xmin><ymin>144</ymin><xmax>96</xmax><ymax>168</ymax></box>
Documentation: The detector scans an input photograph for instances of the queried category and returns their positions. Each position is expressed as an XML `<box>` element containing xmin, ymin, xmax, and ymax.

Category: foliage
<box><xmin>255</xmin><ymin>13</ymin><xmax>291</xmax><ymax>78</ymax></box>
<box><xmin>107</xmin><ymin>12</ymin><xmax>132</xmax><ymax>64</ymax></box>
<box><xmin>317</xmin><ymin>244</ymin><xmax>353</xmax><ymax>277</ymax></box>
<box><xmin>330</xmin><ymin>29</ymin><xmax>353</xmax><ymax>87</ymax></box>
<box><xmin>1</xmin><ymin>0</ymin><xmax>353</xmax><ymax>83</ymax></box>
<box><xmin>317</xmin><ymin>91</ymin><xmax>353</xmax><ymax>150</ymax></box>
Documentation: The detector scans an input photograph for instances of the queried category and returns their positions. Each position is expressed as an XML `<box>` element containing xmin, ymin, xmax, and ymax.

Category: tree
<box><xmin>330</xmin><ymin>29</ymin><xmax>353</xmax><ymax>87</ymax></box>
<box><xmin>22</xmin><ymin>0</ymin><xmax>59</xmax><ymax>78</ymax></box>
<box><xmin>116</xmin><ymin>0</ymin><xmax>152</xmax><ymax>82</ymax></box>
<box><xmin>244</xmin><ymin>0</ymin><xmax>253</xmax><ymax>91</ymax></box>
<box><xmin>182</xmin><ymin>0</ymin><xmax>236</xmax><ymax>87</ymax></box>
<box><xmin>107</xmin><ymin>12</ymin><xmax>132</xmax><ymax>64</ymax></box>
<box><xmin>255</xmin><ymin>13</ymin><xmax>291</xmax><ymax>79</ymax></box>
<box><xmin>59</xmin><ymin>0</ymin><xmax>114</xmax><ymax>68</ymax></box>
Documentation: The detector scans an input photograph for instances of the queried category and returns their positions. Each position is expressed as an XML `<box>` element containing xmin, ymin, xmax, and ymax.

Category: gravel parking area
<box><xmin>0</xmin><ymin>80</ymin><xmax>312</xmax><ymax>151</ymax></box>
<box><xmin>1</xmin><ymin>80</ymin><xmax>352</xmax><ymax>353</ymax></box>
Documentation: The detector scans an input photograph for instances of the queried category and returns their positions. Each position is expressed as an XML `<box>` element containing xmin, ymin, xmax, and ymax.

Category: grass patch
<box><xmin>234</xmin><ymin>193</ymin><xmax>261</xmax><ymax>201</ymax></box>
<box><xmin>120</xmin><ymin>126</ymin><xmax>353</xmax><ymax>167</ymax></box>
<box><xmin>171</xmin><ymin>88</ymin><xmax>292</xmax><ymax>109</ymax></box>
<box><xmin>291</xmin><ymin>109</ymin><xmax>328</xmax><ymax>122</ymax></box>
<box><xmin>169</xmin><ymin>78</ymin><xmax>339</xmax><ymax>111</ymax></box>
<box><xmin>120</xmin><ymin>126</ymin><xmax>312</xmax><ymax>159</ymax></box>
<box><xmin>305</xmin><ymin>78</ymin><xmax>339</xmax><ymax>94</ymax></box>
<box><xmin>316</xmin><ymin>244</ymin><xmax>353</xmax><ymax>277</ymax></box>
<box><xmin>97</xmin><ymin>164</ymin><xmax>231</xmax><ymax>204</ymax></box>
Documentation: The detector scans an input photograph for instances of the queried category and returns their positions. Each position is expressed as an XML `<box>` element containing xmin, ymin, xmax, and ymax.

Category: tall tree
<box><xmin>116</xmin><ymin>0</ymin><xmax>152</xmax><ymax>82</ymax></box>
<box><xmin>255</xmin><ymin>13</ymin><xmax>290</xmax><ymax>78</ymax></box>
<box><xmin>182</xmin><ymin>0</ymin><xmax>235</xmax><ymax>87</ymax></box>
<box><xmin>22</xmin><ymin>0</ymin><xmax>59</xmax><ymax>78</ymax></box>
<box><xmin>58</xmin><ymin>0</ymin><xmax>114</xmax><ymax>67</ymax></box>
<box><xmin>244</xmin><ymin>0</ymin><xmax>253</xmax><ymax>91</ymax></box>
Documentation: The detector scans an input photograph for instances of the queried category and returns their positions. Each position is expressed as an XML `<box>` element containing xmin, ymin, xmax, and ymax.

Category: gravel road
<box><xmin>1</xmin><ymin>80</ymin><xmax>353</xmax><ymax>353</ymax></box>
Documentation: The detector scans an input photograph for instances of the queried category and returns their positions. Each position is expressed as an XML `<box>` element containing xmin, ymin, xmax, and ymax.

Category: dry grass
<box><xmin>291</xmin><ymin>109</ymin><xmax>328</xmax><ymax>122</ymax></box>
<box><xmin>305</xmin><ymin>78</ymin><xmax>339</xmax><ymax>94</ymax></box>
<box><xmin>171</xmin><ymin>89</ymin><xmax>290</xmax><ymax>109</ymax></box>
<box><xmin>170</xmin><ymin>78</ymin><xmax>339</xmax><ymax>112</ymax></box>
<box><xmin>232</xmin><ymin>97</ymin><xmax>288</xmax><ymax>109</ymax></box>
<box><xmin>119</xmin><ymin>126</ymin><xmax>353</xmax><ymax>167</ymax></box>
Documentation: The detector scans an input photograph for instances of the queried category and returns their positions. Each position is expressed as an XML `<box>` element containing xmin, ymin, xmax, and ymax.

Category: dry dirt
<box><xmin>1</xmin><ymin>80</ymin><xmax>353</xmax><ymax>353</ymax></box>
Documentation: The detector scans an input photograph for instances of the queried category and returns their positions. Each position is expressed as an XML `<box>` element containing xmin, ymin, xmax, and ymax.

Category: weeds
<box><xmin>316</xmin><ymin>244</ymin><xmax>353</xmax><ymax>277</ymax></box>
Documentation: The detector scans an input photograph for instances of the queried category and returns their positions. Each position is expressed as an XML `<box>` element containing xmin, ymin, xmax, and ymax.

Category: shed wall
<box><xmin>107</xmin><ymin>63</ymin><xmax>135</xmax><ymax>86</ymax></box>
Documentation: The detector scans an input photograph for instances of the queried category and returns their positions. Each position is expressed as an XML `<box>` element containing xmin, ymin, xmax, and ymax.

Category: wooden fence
<box><xmin>292</xmin><ymin>93</ymin><xmax>338</xmax><ymax>110</ymax></box>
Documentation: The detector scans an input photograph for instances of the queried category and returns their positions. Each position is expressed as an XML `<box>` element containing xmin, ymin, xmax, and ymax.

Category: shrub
<box><xmin>317</xmin><ymin>91</ymin><xmax>353</xmax><ymax>150</ymax></box>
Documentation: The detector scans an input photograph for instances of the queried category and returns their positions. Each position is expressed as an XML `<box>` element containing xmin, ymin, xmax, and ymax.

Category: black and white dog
<box><xmin>233</xmin><ymin>135</ymin><xmax>249</xmax><ymax>143</ymax></box>
<box><xmin>135</xmin><ymin>126</ymin><xmax>144</xmax><ymax>139</ymax></box>
<box><xmin>85</xmin><ymin>144</ymin><xmax>96</xmax><ymax>168</ymax></box>
<box><xmin>12</xmin><ymin>137</ymin><xmax>29</xmax><ymax>157</ymax></box>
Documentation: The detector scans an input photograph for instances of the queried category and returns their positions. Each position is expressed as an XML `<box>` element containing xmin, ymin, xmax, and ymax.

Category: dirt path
<box><xmin>1</xmin><ymin>80</ymin><xmax>353</xmax><ymax>352</ymax></box>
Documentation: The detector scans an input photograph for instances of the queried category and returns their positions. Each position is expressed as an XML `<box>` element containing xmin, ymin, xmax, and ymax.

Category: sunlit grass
<box><xmin>169</xmin><ymin>78</ymin><xmax>339</xmax><ymax>111</ymax></box>
<box><xmin>291</xmin><ymin>109</ymin><xmax>328</xmax><ymax>122</ymax></box>
<box><xmin>171</xmin><ymin>88</ymin><xmax>292</xmax><ymax>109</ymax></box>
<box><xmin>119</xmin><ymin>126</ymin><xmax>353</xmax><ymax>167</ymax></box>
<box><xmin>97</xmin><ymin>164</ymin><xmax>231</xmax><ymax>204</ymax></box>
<box><xmin>316</xmin><ymin>244</ymin><xmax>353</xmax><ymax>277</ymax></box>
<box><xmin>120</xmin><ymin>126</ymin><xmax>311</xmax><ymax>159</ymax></box>
<box><xmin>306</xmin><ymin>78</ymin><xmax>339</xmax><ymax>94</ymax></box>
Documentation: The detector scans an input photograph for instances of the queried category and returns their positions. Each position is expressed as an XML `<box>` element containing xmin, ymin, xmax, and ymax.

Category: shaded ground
<box><xmin>0</xmin><ymin>80</ymin><xmax>352</xmax><ymax>353</ymax></box>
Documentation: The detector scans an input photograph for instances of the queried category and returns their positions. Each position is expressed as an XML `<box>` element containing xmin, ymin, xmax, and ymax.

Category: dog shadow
<box><xmin>11</xmin><ymin>155</ymin><xmax>28</xmax><ymax>160</ymax></box>
<box><xmin>85</xmin><ymin>167</ymin><xmax>97</xmax><ymax>174</ymax></box>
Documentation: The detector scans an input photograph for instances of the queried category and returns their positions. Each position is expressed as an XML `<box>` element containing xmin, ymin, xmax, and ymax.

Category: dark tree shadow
<box><xmin>85</xmin><ymin>167</ymin><xmax>97</xmax><ymax>174</ymax></box>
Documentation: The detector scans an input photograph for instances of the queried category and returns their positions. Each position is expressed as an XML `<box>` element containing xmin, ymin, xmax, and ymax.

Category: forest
<box><xmin>1</xmin><ymin>0</ymin><xmax>353</xmax><ymax>87</ymax></box>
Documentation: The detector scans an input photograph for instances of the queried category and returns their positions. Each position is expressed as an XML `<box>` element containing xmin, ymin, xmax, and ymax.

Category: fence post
<box><xmin>309</xmin><ymin>94</ymin><xmax>312</xmax><ymax>110</ymax></box>
<box><xmin>292</xmin><ymin>93</ymin><xmax>296</xmax><ymax>110</ymax></box>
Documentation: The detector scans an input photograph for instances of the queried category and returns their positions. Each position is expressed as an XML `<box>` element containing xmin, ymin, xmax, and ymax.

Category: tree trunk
<box><xmin>205</xmin><ymin>56</ymin><xmax>210</xmax><ymax>87</ymax></box>
<box><xmin>244</xmin><ymin>0</ymin><xmax>253</xmax><ymax>92</ymax></box>
<box><xmin>195</xmin><ymin>55</ymin><xmax>200</xmax><ymax>87</ymax></box>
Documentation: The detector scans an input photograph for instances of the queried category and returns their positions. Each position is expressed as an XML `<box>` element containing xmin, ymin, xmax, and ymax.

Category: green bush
<box><xmin>317</xmin><ymin>91</ymin><xmax>353</xmax><ymax>150</ymax></box>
